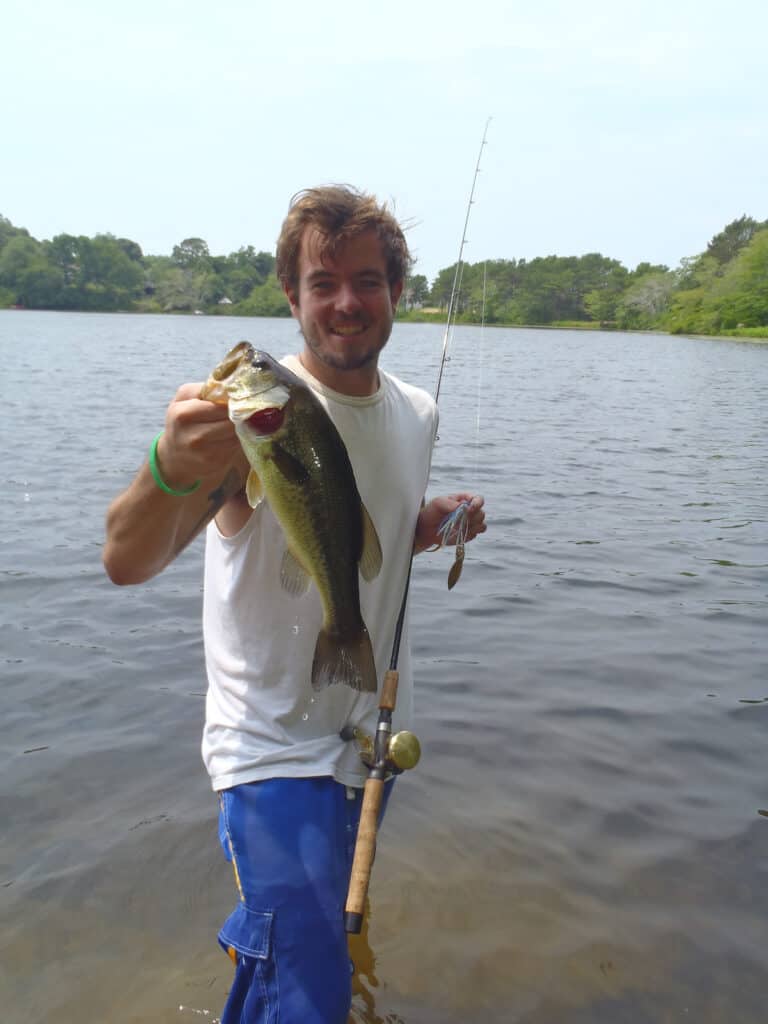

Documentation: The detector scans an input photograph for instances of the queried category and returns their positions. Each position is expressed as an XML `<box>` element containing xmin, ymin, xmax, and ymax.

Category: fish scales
<box><xmin>261</xmin><ymin>387</ymin><xmax>364</xmax><ymax>624</ymax></box>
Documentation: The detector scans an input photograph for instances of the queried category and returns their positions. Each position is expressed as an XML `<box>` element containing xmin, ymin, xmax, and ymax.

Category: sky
<box><xmin>3</xmin><ymin>0</ymin><xmax>767</xmax><ymax>284</ymax></box>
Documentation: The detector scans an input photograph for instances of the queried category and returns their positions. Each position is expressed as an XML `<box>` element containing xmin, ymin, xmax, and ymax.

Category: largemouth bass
<box><xmin>200</xmin><ymin>342</ymin><xmax>382</xmax><ymax>693</ymax></box>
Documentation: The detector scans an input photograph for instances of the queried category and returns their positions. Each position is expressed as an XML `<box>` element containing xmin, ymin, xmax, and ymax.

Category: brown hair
<box><xmin>276</xmin><ymin>184</ymin><xmax>411</xmax><ymax>294</ymax></box>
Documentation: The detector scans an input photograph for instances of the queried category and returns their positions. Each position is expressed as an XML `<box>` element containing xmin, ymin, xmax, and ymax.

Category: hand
<box><xmin>155</xmin><ymin>383</ymin><xmax>241</xmax><ymax>490</ymax></box>
<box><xmin>414</xmin><ymin>493</ymin><xmax>486</xmax><ymax>554</ymax></box>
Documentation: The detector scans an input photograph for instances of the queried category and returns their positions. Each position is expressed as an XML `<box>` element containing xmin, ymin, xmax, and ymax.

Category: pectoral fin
<box><xmin>280</xmin><ymin>547</ymin><xmax>312</xmax><ymax>596</ymax></box>
<box><xmin>358</xmin><ymin>504</ymin><xmax>382</xmax><ymax>582</ymax></box>
<box><xmin>246</xmin><ymin>469</ymin><xmax>264</xmax><ymax>509</ymax></box>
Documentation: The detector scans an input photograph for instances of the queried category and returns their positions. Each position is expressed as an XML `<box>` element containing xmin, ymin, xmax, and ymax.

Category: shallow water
<box><xmin>1</xmin><ymin>311</ymin><xmax>766</xmax><ymax>1023</ymax></box>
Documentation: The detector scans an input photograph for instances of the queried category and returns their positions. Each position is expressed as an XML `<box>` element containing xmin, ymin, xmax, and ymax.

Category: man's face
<box><xmin>285</xmin><ymin>228</ymin><xmax>403</xmax><ymax>380</ymax></box>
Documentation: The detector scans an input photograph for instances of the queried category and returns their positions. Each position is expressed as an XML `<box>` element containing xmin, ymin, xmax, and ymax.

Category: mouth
<box><xmin>330</xmin><ymin>323</ymin><xmax>367</xmax><ymax>337</ymax></box>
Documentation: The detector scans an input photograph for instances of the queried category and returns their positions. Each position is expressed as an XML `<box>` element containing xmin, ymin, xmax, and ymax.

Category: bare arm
<box><xmin>103</xmin><ymin>383</ymin><xmax>249</xmax><ymax>585</ymax></box>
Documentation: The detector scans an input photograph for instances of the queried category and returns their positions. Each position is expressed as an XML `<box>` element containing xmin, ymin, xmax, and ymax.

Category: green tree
<box><xmin>700</xmin><ymin>228</ymin><xmax>768</xmax><ymax>329</ymax></box>
<box><xmin>0</xmin><ymin>214</ymin><xmax>30</xmax><ymax>251</ymax></box>
<box><xmin>577</xmin><ymin>254</ymin><xmax>629</xmax><ymax>323</ymax></box>
<box><xmin>114</xmin><ymin>237</ymin><xmax>144</xmax><ymax>263</ymax></box>
<box><xmin>172</xmin><ymin>237</ymin><xmax>211</xmax><ymax>269</ymax></box>
<box><xmin>617</xmin><ymin>272</ymin><xmax>675</xmax><ymax>329</ymax></box>
<box><xmin>154</xmin><ymin>266</ymin><xmax>214</xmax><ymax>312</ymax></box>
<box><xmin>42</xmin><ymin>233</ymin><xmax>144</xmax><ymax>310</ymax></box>
<box><xmin>429</xmin><ymin>264</ymin><xmax>459</xmax><ymax>309</ymax></box>
<box><xmin>403</xmin><ymin>273</ymin><xmax>429</xmax><ymax>309</ymax></box>
<box><xmin>664</xmin><ymin>254</ymin><xmax>722</xmax><ymax>333</ymax></box>
<box><xmin>0</xmin><ymin>235</ymin><xmax>44</xmax><ymax>283</ymax></box>
<box><xmin>706</xmin><ymin>215</ymin><xmax>765</xmax><ymax>266</ymax></box>
<box><xmin>237</xmin><ymin>275</ymin><xmax>290</xmax><ymax>317</ymax></box>
<box><xmin>211</xmin><ymin>247</ymin><xmax>276</xmax><ymax>304</ymax></box>
<box><xmin>0</xmin><ymin>235</ymin><xmax>64</xmax><ymax>307</ymax></box>
<box><xmin>583</xmin><ymin>287</ymin><xmax>619</xmax><ymax>323</ymax></box>
<box><xmin>632</xmin><ymin>261</ymin><xmax>670</xmax><ymax>279</ymax></box>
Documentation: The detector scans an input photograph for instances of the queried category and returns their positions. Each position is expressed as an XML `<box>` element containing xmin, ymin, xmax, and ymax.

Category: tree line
<box><xmin>0</xmin><ymin>223</ymin><xmax>286</xmax><ymax>317</ymax></box>
<box><xmin>1</xmin><ymin>213</ymin><xmax>766</xmax><ymax>336</ymax></box>
<box><xmin>405</xmin><ymin>215</ymin><xmax>768</xmax><ymax>336</ymax></box>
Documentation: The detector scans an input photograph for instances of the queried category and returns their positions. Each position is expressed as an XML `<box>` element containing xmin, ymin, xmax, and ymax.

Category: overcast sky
<box><xmin>3</xmin><ymin>0</ymin><xmax>766</xmax><ymax>283</ymax></box>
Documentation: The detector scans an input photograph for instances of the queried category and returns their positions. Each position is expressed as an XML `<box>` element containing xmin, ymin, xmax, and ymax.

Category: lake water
<box><xmin>1</xmin><ymin>310</ymin><xmax>767</xmax><ymax>1024</ymax></box>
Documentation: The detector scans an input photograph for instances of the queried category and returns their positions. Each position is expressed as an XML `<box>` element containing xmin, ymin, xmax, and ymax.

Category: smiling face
<box><xmin>284</xmin><ymin>227</ymin><xmax>403</xmax><ymax>396</ymax></box>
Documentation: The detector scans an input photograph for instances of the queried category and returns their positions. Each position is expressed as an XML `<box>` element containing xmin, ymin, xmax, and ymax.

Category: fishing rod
<box><xmin>343</xmin><ymin>564</ymin><xmax>415</xmax><ymax>933</ymax></box>
<box><xmin>344</xmin><ymin>117</ymin><xmax>491</xmax><ymax>934</ymax></box>
<box><xmin>434</xmin><ymin>116</ymin><xmax>492</xmax><ymax>404</ymax></box>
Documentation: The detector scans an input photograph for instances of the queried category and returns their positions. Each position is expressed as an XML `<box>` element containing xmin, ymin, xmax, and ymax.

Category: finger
<box><xmin>187</xmin><ymin>421</ymin><xmax>240</xmax><ymax>445</ymax></box>
<box><xmin>163</xmin><ymin>413</ymin><xmax>239</xmax><ymax>459</ymax></box>
<box><xmin>173</xmin><ymin>384</ymin><xmax>230</xmax><ymax>416</ymax></box>
<box><xmin>468</xmin><ymin>511</ymin><xmax>487</xmax><ymax>539</ymax></box>
<box><xmin>175</xmin><ymin>382</ymin><xmax>207</xmax><ymax>401</ymax></box>
<box><xmin>171</xmin><ymin>398</ymin><xmax>233</xmax><ymax>426</ymax></box>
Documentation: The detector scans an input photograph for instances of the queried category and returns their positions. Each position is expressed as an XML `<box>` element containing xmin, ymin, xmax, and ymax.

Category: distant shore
<box><xmin>3</xmin><ymin>303</ymin><xmax>765</xmax><ymax>344</ymax></box>
<box><xmin>395</xmin><ymin>309</ymin><xmax>768</xmax><ymax>341</ymax></box>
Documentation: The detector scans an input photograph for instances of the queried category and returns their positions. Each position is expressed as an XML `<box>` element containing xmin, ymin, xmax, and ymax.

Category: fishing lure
<box><xmin>433</xmin><ymin>499</ymin><xmax>472</xmax><ymax>590</ymax></box>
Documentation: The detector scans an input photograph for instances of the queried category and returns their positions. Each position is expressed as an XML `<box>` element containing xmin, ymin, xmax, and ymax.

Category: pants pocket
<box><xmin>219</xmin><ymin>905</ymin><xmax>351</xmax><ymax>1024</ymax></box>
<box><xmin>218</xmin><ymin>903</ymin><xmax>273</xmax><ymax>960</ymax></box>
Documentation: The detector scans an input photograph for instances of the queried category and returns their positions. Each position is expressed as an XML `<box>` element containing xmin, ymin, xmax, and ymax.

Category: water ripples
<box><xmin>1</xmin><ymin>314</ymin><xmax>767</xmax><ymax>1021</ymax></box>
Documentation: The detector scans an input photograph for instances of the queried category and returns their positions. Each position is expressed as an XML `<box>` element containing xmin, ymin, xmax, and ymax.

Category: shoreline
<box><xmin>2</xmin><ymin>306</ymin><xmax>766</xmax><ymax>343</ymax></box>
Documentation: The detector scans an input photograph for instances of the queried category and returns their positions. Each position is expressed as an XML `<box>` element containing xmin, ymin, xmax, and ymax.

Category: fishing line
<box><xmin>404</xmin><ymin>113</ymin><xmax>492</xmax><ymax>653</ymax></box>
<box><xmin>472</xmin><ymin>260</ymin><xmax>488</xmax><ymax>488</ymax></box>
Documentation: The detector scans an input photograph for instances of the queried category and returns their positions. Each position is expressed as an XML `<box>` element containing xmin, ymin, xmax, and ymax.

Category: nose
<box><xmin>334</xmin><ymin>280</ymin><xmax>363</xmax><ymax>315</ymax></box>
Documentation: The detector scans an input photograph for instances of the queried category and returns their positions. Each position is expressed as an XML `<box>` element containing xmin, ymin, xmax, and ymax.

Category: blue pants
<box><xmin>217</xmin><ymin>777</ymin><xmax>392</xmax><ymax>1024</ymax></box>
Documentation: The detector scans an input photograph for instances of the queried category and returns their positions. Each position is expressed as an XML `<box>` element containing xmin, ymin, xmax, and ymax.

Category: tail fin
<box><xmin>312</xmin><ymin>625</ymin><xmax>378</xmax><ymax>693</ymax></box>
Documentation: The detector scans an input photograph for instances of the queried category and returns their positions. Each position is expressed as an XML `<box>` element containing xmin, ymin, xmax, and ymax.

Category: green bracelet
<box><xmin>148</xmin><ymin>432</ymin><xmax>201</xmax><ymax>496</ymax></box>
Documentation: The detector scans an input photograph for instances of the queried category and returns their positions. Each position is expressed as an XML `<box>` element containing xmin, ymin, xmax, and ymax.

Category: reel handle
<box><xmin>344</xmin><ymin>670</ymin><xmax>399</xmax><ymax>934</ymax></box>
<box><xmin>344</xmin><ymin>774</ymin><xmax>386</xmax><ymax>933</ymax></box>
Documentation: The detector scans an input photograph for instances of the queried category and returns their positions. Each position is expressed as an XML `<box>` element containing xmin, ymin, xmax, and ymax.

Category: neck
<box><xmin>298</xmin><ymin>348</ymin><xmax>380</xmax><ymax>397</ymax></box>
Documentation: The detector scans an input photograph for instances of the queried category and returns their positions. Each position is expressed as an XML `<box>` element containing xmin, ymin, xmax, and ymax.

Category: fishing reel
<box><xmin>340</xmin><ymin>724</ymin><xmax>421</xmax><ymax>774</ymax></box>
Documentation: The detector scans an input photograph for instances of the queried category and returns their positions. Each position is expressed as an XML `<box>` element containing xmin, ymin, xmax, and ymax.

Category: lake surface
<box><xmin>1</xmin><ymin>311</ymin><xmax>766</xmax><ymax>1024</ymax></box>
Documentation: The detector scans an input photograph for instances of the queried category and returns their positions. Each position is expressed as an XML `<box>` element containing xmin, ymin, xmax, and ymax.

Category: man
<box><xmin>103</xmin><ymin>185</ymin><xmax>485</xmax><ymax>1023</ymax></box>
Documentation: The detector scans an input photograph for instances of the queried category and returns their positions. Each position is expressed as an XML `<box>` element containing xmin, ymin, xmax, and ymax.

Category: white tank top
<box><xmin>201</xmin><ymin>355</ymin><xmax>438</xmax><ymax>791</ymax></box>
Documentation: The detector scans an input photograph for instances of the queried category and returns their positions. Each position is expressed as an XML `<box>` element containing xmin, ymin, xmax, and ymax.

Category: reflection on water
<box><xmin>1</xmin><ymin>313</ymin><xmax>767</xmax><ymax>1023</ymax></box>
<box><xmin>349</xmin><ymin>901</ymin><xmax>403</xmax><ymax>1024</ymax></box>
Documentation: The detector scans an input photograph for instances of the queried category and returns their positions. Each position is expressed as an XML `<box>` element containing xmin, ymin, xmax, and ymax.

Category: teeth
<box><xmin>332</xmin><ymin>325</ymin><xmax>365</xmax><ymax>336</ymax></box>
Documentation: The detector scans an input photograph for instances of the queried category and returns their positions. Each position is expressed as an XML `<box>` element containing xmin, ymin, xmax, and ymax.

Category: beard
<box><xmin>298</xmin><ymin>317</ymin><xmax>393</xmax><ymax>373</ymax></box>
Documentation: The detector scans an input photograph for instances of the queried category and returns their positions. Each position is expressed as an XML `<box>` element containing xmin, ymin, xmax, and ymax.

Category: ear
<box><xmin>390</xmin><ymin>279</ymin><xmax>404</xmax><ymax>309</ymax></box>
<box><xmin>283</xmin><ymin>282</ymin><xmax>300</xmax><ymax>317</ymax></box>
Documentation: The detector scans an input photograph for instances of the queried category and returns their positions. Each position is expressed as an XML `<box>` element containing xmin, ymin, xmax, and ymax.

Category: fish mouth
<box><xmin>241</xmin><ymin>405</ymin><xmax>286</xmax><ymax>435</ymax></box>
<box><xmin>209</xmin><ymin>341</ymin><xmax>252</xmax><ymax>382</ymax></box>
<box><xmin>230</xmin><ymin>383</ymin><xmax>291</xmax><ymax>420</ymax></box>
